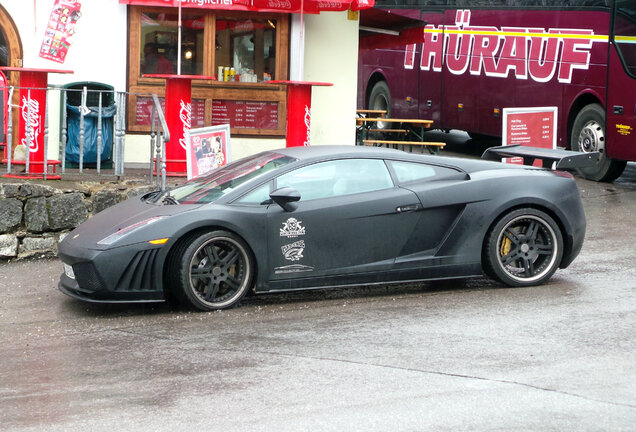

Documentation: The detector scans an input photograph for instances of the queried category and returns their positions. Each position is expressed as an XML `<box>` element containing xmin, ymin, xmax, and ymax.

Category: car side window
<box><xmin>234</xmin><ymin>182</ymin><xmax>272</xmax><ymax>205</ymax></box>
<box><xmin>276</xmin><ymin>158</ymin><xmax>393</xmax><ymax>201</ymax></box>
<box><xmin>390</xmin><ymin>160</ymin><xmax>464</xmax><ymax>183</ymax></box>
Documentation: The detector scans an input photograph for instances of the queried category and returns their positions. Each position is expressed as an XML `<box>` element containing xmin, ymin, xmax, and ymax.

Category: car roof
<box><xmin>273</xmin><ymin>145</ymin><xmax>405</xmax><ymax>160</ymax></box>
<box><xmin>270</xmin><ymin>145</ymin><xmax>517</xmax><ymax>174</ymax></box>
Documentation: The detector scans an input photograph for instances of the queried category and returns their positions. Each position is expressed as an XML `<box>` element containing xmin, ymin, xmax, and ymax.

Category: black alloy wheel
<box><xmin>170</xmin><ymin>230</ymin><xmax>253</xmax><ymax>311</ymax></box>
<box><xmin>484</xmin><ymin>208</ymin><xmax>563</xmax><ymax>287</ymax></box>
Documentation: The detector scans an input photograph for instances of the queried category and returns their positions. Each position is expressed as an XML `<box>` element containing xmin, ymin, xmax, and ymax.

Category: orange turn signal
<box><xmin>148</xmin><ymin>238</ymin><xmax>169</xmax><ymax>245</ymax></box>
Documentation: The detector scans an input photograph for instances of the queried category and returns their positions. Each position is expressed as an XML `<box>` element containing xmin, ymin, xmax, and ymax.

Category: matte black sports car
<box><xmin>58</xmin><ymin>145</ymin><xmax>586</xmax><ymax>311</ymax></box>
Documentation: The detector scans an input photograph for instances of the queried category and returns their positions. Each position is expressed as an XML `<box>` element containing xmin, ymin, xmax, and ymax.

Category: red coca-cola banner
<box><xmin>119</xmin><ymin>0</ymin><xmax>373</xmax><ymax>14</ymax></box>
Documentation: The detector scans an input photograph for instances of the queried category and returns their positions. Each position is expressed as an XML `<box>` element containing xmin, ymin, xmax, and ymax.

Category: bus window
<box><xmin>614</xmin><ymin>0</ymin><xmax>636</xmax><ymax>77</ymax></box>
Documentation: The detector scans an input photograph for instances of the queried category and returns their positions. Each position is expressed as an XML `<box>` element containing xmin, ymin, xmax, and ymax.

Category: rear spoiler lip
<box><xmin>481</xmin><ymin>145</ymin><xmax>601</xmax><ymax>170</ymax></box>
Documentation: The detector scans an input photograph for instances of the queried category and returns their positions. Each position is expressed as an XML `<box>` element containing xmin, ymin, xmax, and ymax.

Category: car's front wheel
<box><xmin>169</xmin><ymin>230</ymin><xmax>254</xmax><ymax>311</ymax></box>
<box><xmin>483</xmin><ymin>208</ymin><xmax>563</xmax><ymax>287</ymax></box>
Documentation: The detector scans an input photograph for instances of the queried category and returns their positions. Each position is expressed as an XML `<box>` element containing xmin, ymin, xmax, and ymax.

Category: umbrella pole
<box><xmin>177</xmin><ymin>1</ymin><xmax>182</xmax><ymax>75</ymax></box>
<box><xmin>299</xmin><ymin>0</ymin><xmax>304</xmax><ymax>79</ymax></box>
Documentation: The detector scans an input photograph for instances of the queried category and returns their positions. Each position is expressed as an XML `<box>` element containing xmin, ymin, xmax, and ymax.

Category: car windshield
<box><xmin>160</xmin><ymin>152</ymin><xmax>296</xmax><ymax>204</ymax></box>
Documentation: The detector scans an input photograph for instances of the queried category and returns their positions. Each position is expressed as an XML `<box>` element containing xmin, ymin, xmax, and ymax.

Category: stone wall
<box><xmin>0</xmin><ymin>181</ymin><xmax>155</xmax><ymax>260</ymax></box>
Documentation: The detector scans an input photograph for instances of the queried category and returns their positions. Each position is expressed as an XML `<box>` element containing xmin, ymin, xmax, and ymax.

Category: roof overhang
<box><xmin>120</xmin><ymin>0</ymin><xmax>374</xmax><ymax>14</ymax></box>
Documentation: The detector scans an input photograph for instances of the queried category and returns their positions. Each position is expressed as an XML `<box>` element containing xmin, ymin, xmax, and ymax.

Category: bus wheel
<box><xmin>571</xmin><ymin>104</ymin><xmax>626</xmax><ymax>182</ymax></box>
<box><xmin>369</xmin><ymin>81</ymin><xmax>392</xmax><ymax>130</ymax></box>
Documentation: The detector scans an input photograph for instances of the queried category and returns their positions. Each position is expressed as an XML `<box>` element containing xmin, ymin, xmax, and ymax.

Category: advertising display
<box><xmin>502</xmin><ymin>107</ymin><xmax>557</xmax><ymax>166</ymax></box>
<box><xmin>39</xmin><ymin>0</ymin><xmax>82</xmax><ymax>64</ymax></box>
<box><xmin>186</xmin><ymin>124</ymin><xmax>231</xmax><ymax>179</ymax></box>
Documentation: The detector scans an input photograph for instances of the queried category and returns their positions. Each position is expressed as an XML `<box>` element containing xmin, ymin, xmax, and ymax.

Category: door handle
<box><xmin>396</xmin><ymin>204</ymin><xmax>419</xmax><ymax>213</ymax></box>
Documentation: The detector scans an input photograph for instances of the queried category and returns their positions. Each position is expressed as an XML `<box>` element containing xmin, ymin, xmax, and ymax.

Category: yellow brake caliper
<box><xmin>500</xmin><ymin>230</ymin><xmax>512</xmax><ymax>257</ymax></box>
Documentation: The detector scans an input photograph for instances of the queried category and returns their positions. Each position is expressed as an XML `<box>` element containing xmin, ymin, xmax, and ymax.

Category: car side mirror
<box><xmin>270</xmin><ymin>187</ymin><xmax>301</xmax><ymax>212</ymax></box>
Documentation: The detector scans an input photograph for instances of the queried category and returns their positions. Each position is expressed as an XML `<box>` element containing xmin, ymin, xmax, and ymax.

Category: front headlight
<box><xmin>97</xmin><ymin>216</ymin><xmax>165</xmax><ymax>246</ymax></box>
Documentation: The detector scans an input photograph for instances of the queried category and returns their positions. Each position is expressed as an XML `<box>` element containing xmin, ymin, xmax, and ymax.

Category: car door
<box><xmin>265</xmin><ymin>158</ymin><xmax>422</xmax><ymax>289</ymax></box>
<box><xmin>384</xmin><ymin>160</ymin><xmax>470</xmax><ymax>273</ymax></box>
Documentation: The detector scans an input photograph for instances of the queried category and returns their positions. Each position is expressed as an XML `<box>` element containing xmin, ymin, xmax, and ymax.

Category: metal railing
<box><xmin>1</xmin><ymin>85</ymin><xmax>169</xmax><ymax>189</ymax></box>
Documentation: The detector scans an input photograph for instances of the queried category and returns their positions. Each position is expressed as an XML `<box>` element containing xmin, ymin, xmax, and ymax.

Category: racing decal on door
<box><xmin>280</xmin><ymin>217</ymin><xmax>306</xmax><ymax>238</ymax></box>
<box><xmin>282</xmin><ymin>240</ymin><xmax>305</xmax><ymax>261</ymax></box>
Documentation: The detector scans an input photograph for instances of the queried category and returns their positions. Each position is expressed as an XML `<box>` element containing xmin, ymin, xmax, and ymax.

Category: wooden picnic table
<box><xmin>356</xmin><ymin>109</ymin><xmax>388</xmax><ymax>117</ymax></box>
<box><xmin>356</xmin><ymin>116</ymin><xmax>440</xmax><ymax>153</ymax></box>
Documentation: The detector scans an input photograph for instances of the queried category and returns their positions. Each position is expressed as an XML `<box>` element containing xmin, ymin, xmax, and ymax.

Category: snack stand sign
<box><xmin>186</xmin><ymin>124</ymin><xmax>231</xmax><ymax>180</ymax></box>
<box><xmin>502</xmin><ymin>107</ymin><xmax>557</xmax><ymax>166</ymax></box>
<box><xmin>39</xmin><ymin>0</ymin><xmax>82</xmax><ymax>64</ymax></box>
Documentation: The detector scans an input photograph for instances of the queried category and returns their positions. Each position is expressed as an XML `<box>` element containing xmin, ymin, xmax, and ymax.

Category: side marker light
<box><xmin>149</xmin><ymin>238</ymin><xmax>169</xmax><ymax>245</ymax></box>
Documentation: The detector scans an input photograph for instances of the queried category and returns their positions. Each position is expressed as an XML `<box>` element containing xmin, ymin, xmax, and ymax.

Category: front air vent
<box><xmin>115</xmin><ymin>249</ymin><xmax>160</xmax><ymax>292</ymax></box>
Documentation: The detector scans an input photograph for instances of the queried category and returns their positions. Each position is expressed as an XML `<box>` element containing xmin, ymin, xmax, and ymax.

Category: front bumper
<box><xmin>58</xmin><ymin>240</ymin><xmax>167</xmax><ymax>303</ymax></box>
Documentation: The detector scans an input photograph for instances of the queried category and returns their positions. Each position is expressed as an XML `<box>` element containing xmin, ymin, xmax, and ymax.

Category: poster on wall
<box><xmin>502</xmin><ymin>107</ymin><xmax>557</xmax><ymax>167</ymax></box>
<box><xmin>186</xmin><ymin>124</ymin><xmax>231</xmax><ymax>180</ymax></box>
<box><xmin>39</xmin><ymin>0</ymin><xmax>82</xmax><ymax>64</ymax></box>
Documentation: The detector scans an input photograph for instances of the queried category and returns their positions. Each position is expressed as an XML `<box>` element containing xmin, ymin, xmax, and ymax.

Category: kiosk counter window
<box><xmin>128</xmin><ymin>6</ymin><xmax>289</xmax><ymax>136</ymax></box>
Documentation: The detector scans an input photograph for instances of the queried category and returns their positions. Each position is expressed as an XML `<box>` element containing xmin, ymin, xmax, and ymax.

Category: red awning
<box><xmin>359</xmin><ymin>8</ymin><xmax>427</xmax><ymax>50</ymax></box>
<box><xmin>119</xmin><ymin>0</ymin><xmax>374</xmax><ymax>14</ymax></box>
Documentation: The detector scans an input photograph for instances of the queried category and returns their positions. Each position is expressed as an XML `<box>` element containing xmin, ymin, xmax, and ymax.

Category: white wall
<box><xmin>304</xmin><ymin>11</ymin><xmax>359</xmax><ymax>147</ymax></box>
<box><xmin>2</xmin><ymin>0</ymin><xmax>128</xmax><ymax>90</ymax></box>
<box><xmin>2</xmin><ymin>3</ymin><xmax>360</xmax><ymax>164</ymax></box>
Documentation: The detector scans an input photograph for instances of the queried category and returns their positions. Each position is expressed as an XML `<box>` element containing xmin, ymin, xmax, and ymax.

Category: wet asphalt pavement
<box><xmin>1</xmin><ymin>135</ymin><xmax>635</xmax><ymax>431</ymax></box>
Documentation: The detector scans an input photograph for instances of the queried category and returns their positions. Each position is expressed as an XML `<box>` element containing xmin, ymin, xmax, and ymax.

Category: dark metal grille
<box><xmin>73</xmin><ymin>262</ymin><xmax>106</xmax><ymax>292</ymax></box>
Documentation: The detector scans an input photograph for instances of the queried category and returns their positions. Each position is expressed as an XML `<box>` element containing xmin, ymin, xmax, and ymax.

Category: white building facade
<box><xmin>0</xmin><ymin>0</ymin><xmax>360</xmax><ymax>167</ymax></box>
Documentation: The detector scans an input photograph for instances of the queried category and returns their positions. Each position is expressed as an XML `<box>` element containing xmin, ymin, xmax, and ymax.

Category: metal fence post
<box><xmin>118</xmin><ymin>91</ymin><xmax>126</xmax><ymax>177</ymax></box>
<box><xmin>61</xmin><ymin>88</ymin><xmax>67</xmax><ymax>173</ymax></box>
<box><xmin>150</xmin><ymin>105</ymin><xmax>156</xmax><ymax>183</ymax></box>
<box><xmin>25</xmin><ymin>89</ymin><xmax>31</xmax><ymax>174</ymax></box>
<box><xmin>96</xmin><ymin>91</ymin><xmax>103</xmax><ymax>174</ymax></box>
<box><xmin>43</xmin><ymin>89</ymin><xmax>49</xmax><ymax>180</ymax></box>
<box><xmin>6</xmin><ymin>86</ymin><xmax>13</xmax><ymax>174</ymax></box>
<box><xmin>79</xmin><ymin>86</ymin><xmax>86</xmax><ymax>173</ymax></box>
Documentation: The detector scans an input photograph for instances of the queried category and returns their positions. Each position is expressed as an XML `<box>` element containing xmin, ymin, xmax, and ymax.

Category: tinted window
<box><xmin>163</xmin><ymin>152</ymin><xmax>295</xmax><ymax>204</ymax></box>
<box><xmin>235</xmin><ymin>182</ymin><xmax>272</xmax><ymax>205</ymax></box>
<box><xmin>614</xmin><ymin>0</ymin><xmax>636</xmax><ymax>77</ymax></box>
<box><xmin>276</xmin><ymin>159</ymin><xmax>394</xmax><ymax>201</ymax></box>
<box><xmin>390</xmin><ymin>160</ymin><xmax>465</xmax><ymax>183</ymax></box>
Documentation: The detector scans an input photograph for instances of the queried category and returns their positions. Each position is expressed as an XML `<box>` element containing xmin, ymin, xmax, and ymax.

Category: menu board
<box><xmin>39</xmin><ymin>0</ymin><xmax>82</xmax><ymax>64</ymax></box>
<box><xmin>212</xmin><ymin>100</ymin><xmax>278</xmax><ymax>130</ymax></box>
<box><xmin>135</xmin><ymin>97</ymin><xmax>206</xmax><ymax>128</ymax></box>
<box><xmin>502</xmin><ymin>107</ymin><xmax>557</xmax><ymax>166</ymax></box>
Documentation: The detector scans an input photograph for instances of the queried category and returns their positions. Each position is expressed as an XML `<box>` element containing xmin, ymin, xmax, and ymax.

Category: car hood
<box><xmin>62</xmin><ymin>195</ymin><xmax>201</xmax><ymax>250</ymax></box>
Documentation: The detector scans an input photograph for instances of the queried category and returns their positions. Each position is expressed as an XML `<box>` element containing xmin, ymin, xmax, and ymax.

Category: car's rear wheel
<box><xmin>170</xmin><ymin>230</ymin><xmax>253</xmax><ymax>311</ymax></box>
<box><xmin>483</xmin><ymin>208</ymin><xmax>563</xmax><ymax>287</ymax></box>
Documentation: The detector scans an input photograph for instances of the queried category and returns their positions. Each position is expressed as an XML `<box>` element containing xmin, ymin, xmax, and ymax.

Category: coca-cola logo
<box><xmin>179</xmin><ymin>99</ymin><xmax>192</xmax><ymax>150</ymax></box>
<box><xmin>267</xmin><ymin>0</ymin><xmax>292</xmax><ymax>9</ymax></box>
<box><xmin>317</xmin><ymin>1</ymin><xmax>343</xmax><ymax>8</ymax></box>
<box><xmin>303</xmin><ymin>105</ymin><xmax>311</xmax><ymax>147</ymax></box>
<box><xmin>21</xmin><ymin>96</ymin><xmax>40</xmax><ymax>153</ymax></box>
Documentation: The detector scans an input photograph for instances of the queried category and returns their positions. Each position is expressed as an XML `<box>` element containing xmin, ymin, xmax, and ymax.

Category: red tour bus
<box><xmin>358</xmin><ymin>0</ymin><xmax>636</xmax><ymax>181</ymax></box>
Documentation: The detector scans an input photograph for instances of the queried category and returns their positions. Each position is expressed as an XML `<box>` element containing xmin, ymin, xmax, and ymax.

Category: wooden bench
<box><xmin>363</xmin><ymin>139</ymin><xmax>445</xmax><ymax>153</ymax></box>
<box><xmin>2</xmin><ymin>158</ymin><xmax>62</xmax><ymax>179</ymax></box>
<box><xmin>367</xmin><ymin>128</ymin><xmax>409</xmax><ymax>136</ymax></box>
<box><xmin>356</xmin><ymin>109</ymin><xmax>387</xmax><ymax>117</ymax></box>
<box><xmin>355</xmin><ymin>117</ymin><xmax>434</xmax><ymax>126</ymax></box>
